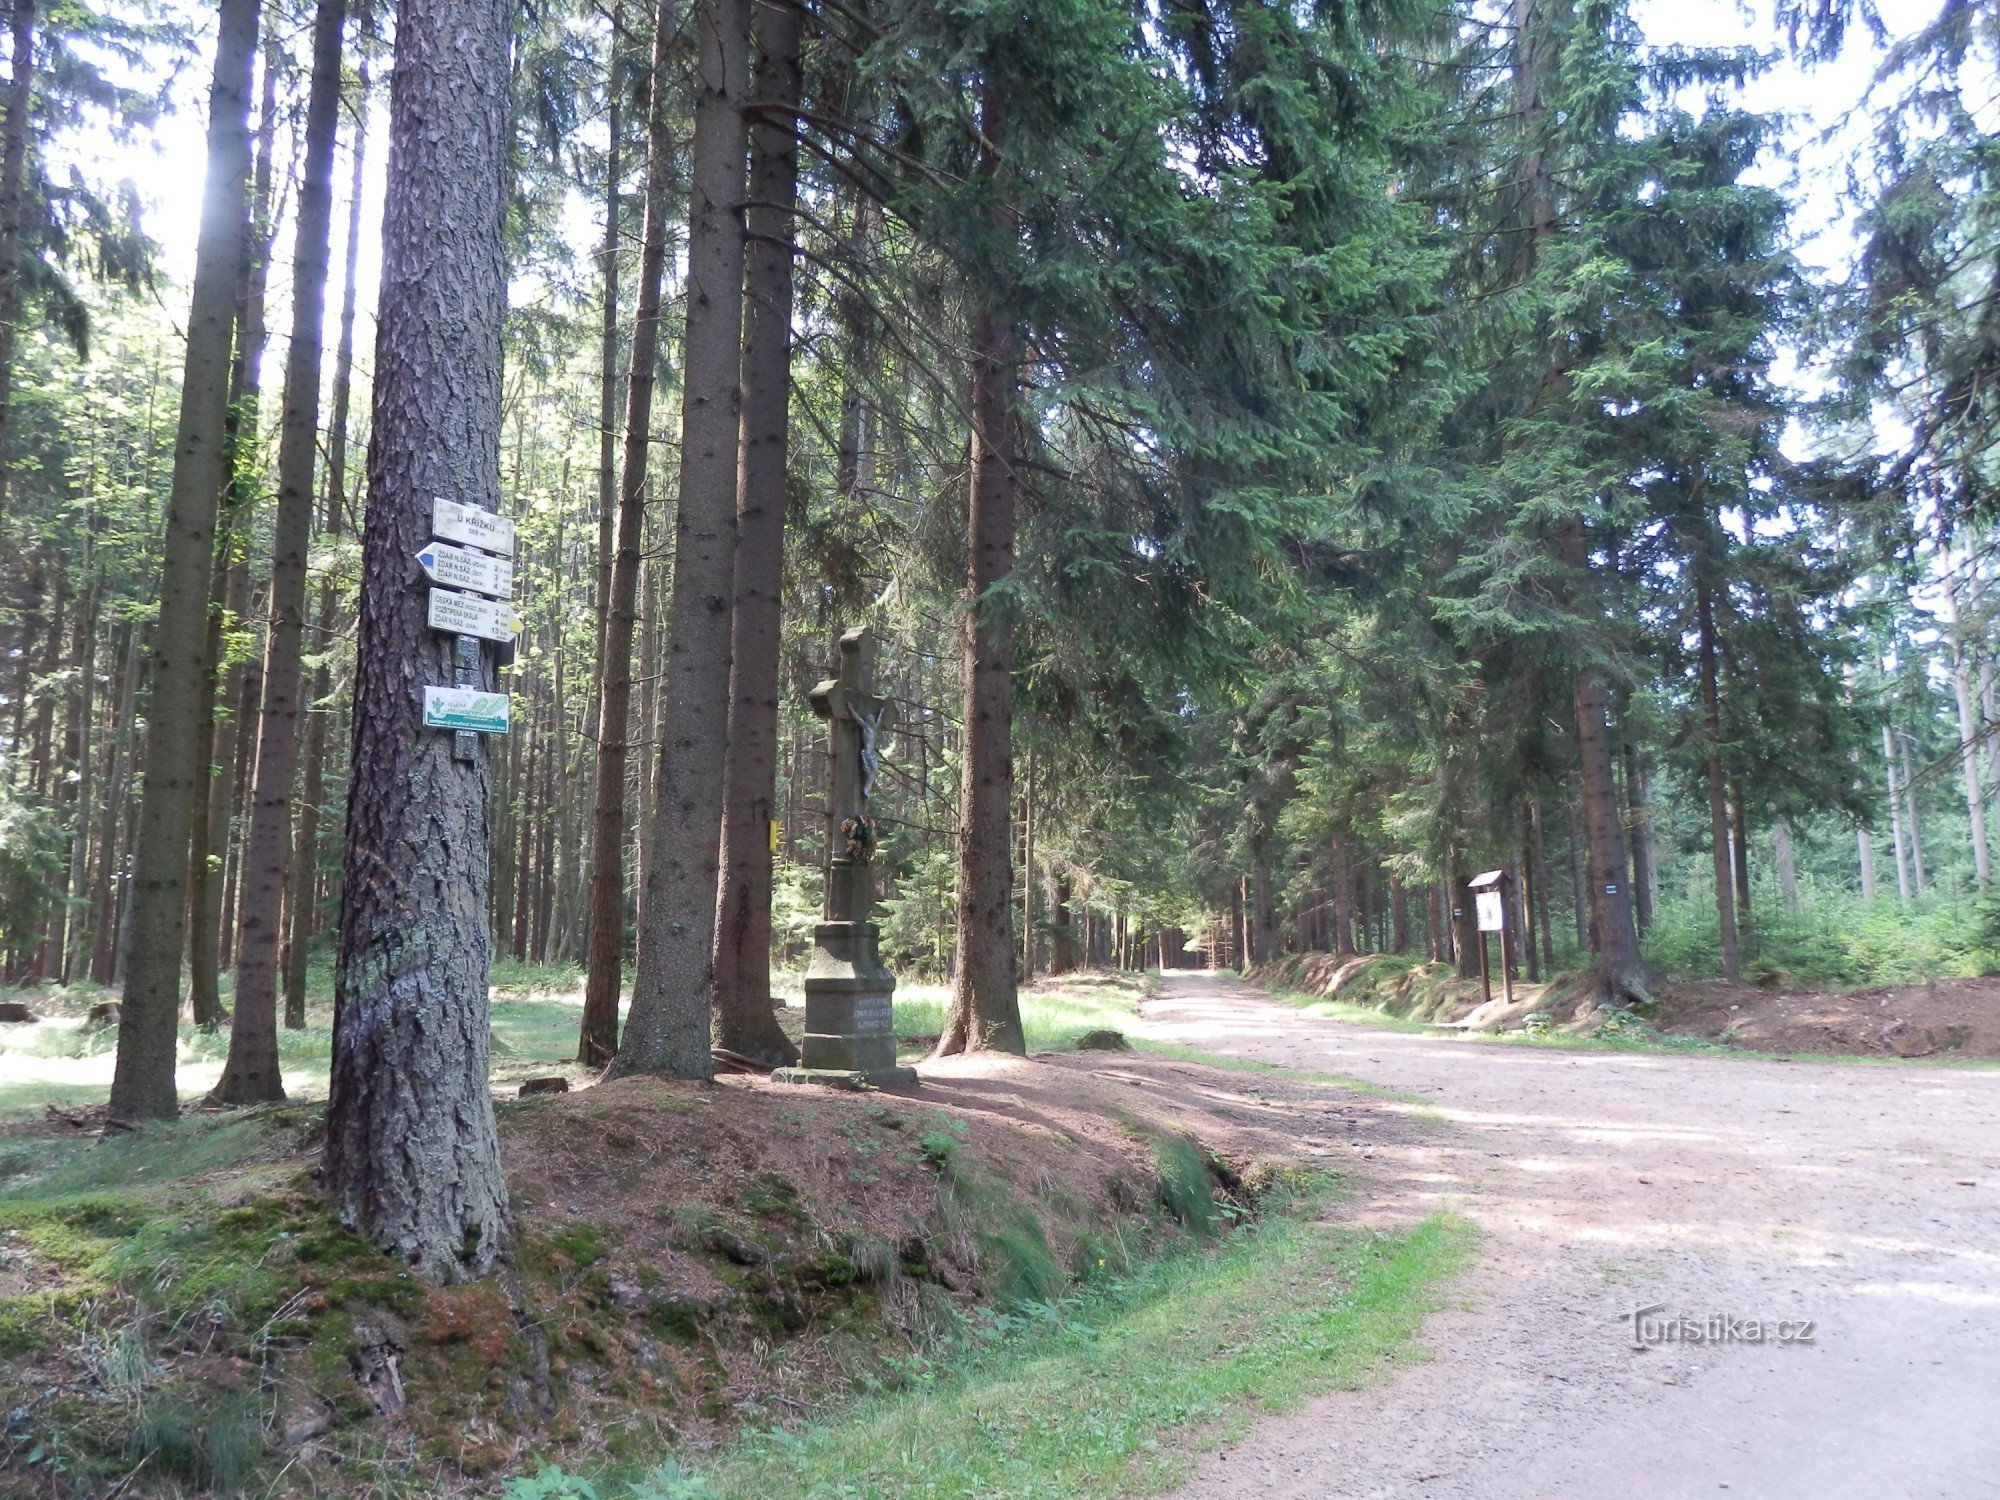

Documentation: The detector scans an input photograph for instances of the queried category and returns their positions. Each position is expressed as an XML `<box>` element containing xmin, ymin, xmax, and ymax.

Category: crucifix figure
<box><xmin>809</xmin><ymin>628</ymin><xmax>896</xmax><ymax>922</ymax></box>
<box><xmin>778</xmin><ymin>627</ymin><xmax>917</xmax><ymax>1089</ymax></box>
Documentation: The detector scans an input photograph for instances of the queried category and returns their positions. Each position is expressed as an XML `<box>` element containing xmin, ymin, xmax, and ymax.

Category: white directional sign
<box><xmin>427</xmin><ymin>588</ymin><xmax>519</xmax><ymax>643</ymax></box>
<box><xmin>423</xmin><ymin>686</ymin><xmax>510</xmax><ymax>734</ymax></box>
<box><xmin>415</xmin><ymin>540</ymin><xmax>513</xmax><ymax>600</ymax></box>
<box><xmin>432</xmin><ymin>497</ymin><xmax>515</xmax><ymax>557</ymax></box>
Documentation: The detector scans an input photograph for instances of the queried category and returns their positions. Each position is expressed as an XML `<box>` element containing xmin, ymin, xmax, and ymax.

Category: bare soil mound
<box><xmin>1248</xmin><ymin>950</ymin><xmax>2000</xmax><ymax>1060</ymax></box>
<box><xmin>1649</xmin><ymin>973</ymin><xmax>2000</xmax><ymax>1058</ymax></box>
<box><xmin>0</xmin><ymin>1051</ymin><xmax>1400</xmax><ymax>1496</ymax></box>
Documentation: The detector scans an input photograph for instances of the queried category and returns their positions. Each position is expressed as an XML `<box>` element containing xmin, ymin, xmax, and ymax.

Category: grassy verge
<box><xmin>0</xmin><ymin>967</ymin><xmax>1161</xmax><ymax>1121</ymax></box>
<box><xmin>515</xmin><ymin>1205</ymin><xmax>1474</xmax><ymax>1500</ymax></box>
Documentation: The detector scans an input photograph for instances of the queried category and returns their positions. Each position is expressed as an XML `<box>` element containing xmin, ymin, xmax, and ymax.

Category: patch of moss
<box><xmin>740</xmin><ymin>1171</ymin><xmax>806</xmax><ymax>1225</ymax></box>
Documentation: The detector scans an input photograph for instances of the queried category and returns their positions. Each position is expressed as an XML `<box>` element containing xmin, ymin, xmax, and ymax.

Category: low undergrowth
<box><xmin>1248</xmin><ymin>954</ymin><xmax>1743</xmax><ymax>1056</ymax></box>
<box><xmin>506</xmin><ymin>1207</ymin><xmax>1475</xmax><ymax>1499</ymax></box>
<box><xmin>0</xmin><ymin>1054</ymin><xmax>1303</xmax><ymax>1497</ymax></box>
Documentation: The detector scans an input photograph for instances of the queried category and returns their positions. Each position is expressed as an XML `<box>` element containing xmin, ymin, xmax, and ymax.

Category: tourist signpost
<box><xmin>1469</xmin><ymin>868</ymin><xmax>1513</xmax><ymax>1006</ymax></box>
<box><xmin>421</xmin><ymin>498</ymin><xmax>516</xmax><ymax>760</ymax></box>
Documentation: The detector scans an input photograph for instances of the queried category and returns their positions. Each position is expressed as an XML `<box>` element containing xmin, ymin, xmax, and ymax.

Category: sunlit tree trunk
<box><xmin>284</xmin><ymin>2</ymin><xmax>370</xmax><ymax>1029</ymax></box>
<box><xmin>325</xmin><ymin>0</ymin><xmax>511</xmax><ymax>1279</ymax></box>
<box><xmin>711</xmin><ymin>0</ymin><xmax>803</xmax><ymax>1068</ymax></box>
<box><xmin>217</xmin><ymin>0</ymin><xmax>347</xmax><ymax>1103</ymax></box>
<box><xmin>110</xmin><ymin>0</ymin><xmax>262</xmax><ymax>1123</ymax></box>
<box><xmin>936</xmin><ymin>76</ymin><xmax>1024</xmax><ymax>1058</ymax></box>
<box><xmin>582</xmin><ymin>0</ymin><xmax>676</xmax><ymax>1069</ymax></box>
<box><xmin>616</xmin><ymin>0</ymin><xmax>750</xmax><ymax>1079</ymax></box>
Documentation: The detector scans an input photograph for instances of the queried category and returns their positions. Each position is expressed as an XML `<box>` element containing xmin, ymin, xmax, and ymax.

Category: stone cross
<box><xmin>777</xmin><ymin>626</ymin><xmax>915</xmax><ymax>1090</ymax></box>
<box><xmin>809</xmin><ymin>628</ymin><xmax>895</xmax><ymax>922</ymax></box>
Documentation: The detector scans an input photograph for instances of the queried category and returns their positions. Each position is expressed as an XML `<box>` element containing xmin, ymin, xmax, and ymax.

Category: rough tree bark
<box><xmin>109</xmin><ymin>0</ymin><xmax>261</xmax><ymax>1124</ymax></box>
<box><xmin>216</xmin><ymin>0</ymin><xmax>347</xmax><ymax>1103</ymax></box>
<box><xmin>324</xmin><ymin>0</ymin><xmax>511</xmax><ymax>1280</ymax></box>
<box><xmin>581</xmin><ymin>0</ymin><xmax>675</xmax><ymax>1070</ymax></box>
<box><xmin>615</xmin><ymin>0</ymin><xmax>749</xmax><ymax>1079</ymax></box>
<box><xmin>936</xmin><ymin>76</ymin><xmax>1024</xmax><ymax>1057</ymax></box>
<box><xmin>710</xmin><ymin>0</ymin><xmax>803</xmax><ymax>1068</ymax></box>
<box><xmin>1566</xmin><ymin>539</ymin><xmax>1650</xmax><ymax>1004</ymax></box>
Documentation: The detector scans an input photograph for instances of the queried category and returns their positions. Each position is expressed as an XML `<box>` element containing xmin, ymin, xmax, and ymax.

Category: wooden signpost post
<box><xmin>1469</xmin><ymin>868</ymin><xmax>1513</xmax><ymax>1006</ymax></box>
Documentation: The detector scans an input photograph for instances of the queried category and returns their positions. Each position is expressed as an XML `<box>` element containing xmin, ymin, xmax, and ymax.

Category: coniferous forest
<box><xmin>0</xmin><ymin>0</ymin><xmax>1997</xmax><ymax>1493</ymax></box>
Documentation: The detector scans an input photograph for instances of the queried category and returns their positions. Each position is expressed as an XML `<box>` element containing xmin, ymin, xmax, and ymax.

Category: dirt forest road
<box><xmin>1145</xmin><ymin>973</ymin><xmax>2000</xmax><ymax>1500</ymax></box>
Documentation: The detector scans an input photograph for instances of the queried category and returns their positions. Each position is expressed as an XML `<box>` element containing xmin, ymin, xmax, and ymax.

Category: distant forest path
<box><xmin>1143</xmin><ymin>973</ymin><xmax>2000</xmax><ymax>1500</ymax></box>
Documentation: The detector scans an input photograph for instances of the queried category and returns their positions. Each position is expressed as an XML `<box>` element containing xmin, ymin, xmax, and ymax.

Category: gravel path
<box><xmin>1146</xmin><ymin>973</ymin><xmax>2000</xmax><ymax>1500</ymax></box>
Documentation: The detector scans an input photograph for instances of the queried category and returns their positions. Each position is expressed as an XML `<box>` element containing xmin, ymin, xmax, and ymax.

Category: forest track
<box><xmin>1145</xmin><ymin>973</ymin><xmax>2000</xmax><ymax>1500</ymax></box>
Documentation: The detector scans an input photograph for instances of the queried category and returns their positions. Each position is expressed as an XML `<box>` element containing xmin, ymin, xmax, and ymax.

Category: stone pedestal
<box><xmin>773</xmin><ymin>916</ymin><xmax>916</xmax><ymax>1090</ymax></box>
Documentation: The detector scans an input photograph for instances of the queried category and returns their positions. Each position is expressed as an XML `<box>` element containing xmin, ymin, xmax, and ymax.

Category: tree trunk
<box><xmin>709</xmin><ymin>0</ymin><xmax>802</xmax><ymax>1068</ymax></box>
<box><xmin>324</xmin><ymin>0</ymin><xmax>511</xmax><ymax>1280</ymax></box>
<box><xmin>1530</xmin><ymin>802</ymin><xmax>1554</xmax><ymax>971</ymax></box>
<box><xmin>616</xmin><ymin>0</ymin><xmax>750</xmax><ymax>1079</ymax></box>
<box><xmin>1330</xmin><ymin>832</ymin><xmax>1356</xmax><ymax>956</ymax></box>
<box><xmin>1951</xmin><ymin>604</ymin><xmax>1989</xmax><ymax>889</ymax></box>
<box><xmin>1450</xmin><ymin>866</ymin><xmax>1478</xmax><ymax>980</ymax></box>
<box><xmin>593</xmin><ymin>11</ymin><xmax>622</xmax><ymax>688</ymax></box>
<box><xmin>1248</xmin><ymin>853</ymin><xmax>1276</xmax><ymax>967</ymax></box>
<box><xmin>1900</xmin><ymin>727</ymin><xmax>1928</xmax><ymax>894</ymax></box>
<box><xmin>0</xmin><ymin>0</ymin><xmax>35</xmax><ymax>459</ymax></box>
<box><xmin>1051</xmin><ymin>869</ymin><xmax>1075</xmax><ymax>972</ymax></box>
<box><xmin>1022</xmin><ymin>745</ymin><xmax>1040</xmax><ymax>978</ymax></box>
<box><xmin>1698</xmin><ymin>575</ymin><xmax>1741</xmax><ymax>981</ymax></box>
<box><xmin>216</xmin><ymin>0</ymin><xmax>346</xmax><ymax>1103</ymax></box>
<box><xmin>109</xmin><ymin>0</ymin><xmax>262</xmax><ymax>1124</ymax></box>
<box><xmin>1563</xmin><ymin>520</ymin><xmax>1648</xmax><ymax>1005</ymax></box>
<box><xmin>91</xmin><ymin>622</ymin><xmax>139</xmax><ymax>985</ymax></box>
<box><xmin>1567</xmin><ymin>792</ymin><xmax>1587</xmax><ymax>948</ymax></box>
<box><xmin>582</xmin><ymin>0</ymin><xmax>677</xmax><ymax>1070</ymax></box>
<box><xmin>1773</xmin><ymin>819</ymin><xmax>1799</xmax><ymax>910</ymax></box>
<box><xmin>1730</xmin><ymin>778</ymin><xmax>1751</xmax><ymax>918</ymax></box>
<box><xmin>1882</xmin><ymin>724</ymin><xmax>1910</xmax><ymax>904</ymax></box>
<box><xmin>1625</xmin><ymin>740</ymin><xmax>1656</xmax><ymax>933</ymax></box>
<box><xmin>187</xmin><ymin>42</ymin><xmax>277</xmax><ymax>1028</ymax></box>
<box><xmin>1519</xmin><ymin>816</ymin><xmax>1540</xmax><ymax>983</ymax></box>
<box><xmin>936</xmin><ymin>78</ymin><xmax>1023</xmax><ymax>1058</ymax></box>
<box><xmin>284</xmin><ymin>12</ymin><xmax>369</xmax><ymax>1029</ymax></box>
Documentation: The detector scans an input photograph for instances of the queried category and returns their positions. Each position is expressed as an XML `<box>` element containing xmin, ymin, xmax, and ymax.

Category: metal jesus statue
<box><xmin>774</xmin><ymin>629</ymin><xmax>917</xmax><ymax>1090</ymax></box>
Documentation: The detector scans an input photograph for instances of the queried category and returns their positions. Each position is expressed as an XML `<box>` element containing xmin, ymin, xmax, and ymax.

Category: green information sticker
<box><xmin>423</xmin><ymin>686</ymin><xmax>510</xmax><ymax>734</ymax></box>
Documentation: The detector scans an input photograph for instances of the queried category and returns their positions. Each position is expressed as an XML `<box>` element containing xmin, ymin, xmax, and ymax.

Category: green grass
<box><xmin>885</xmin><ymin>969</ymin><xmax>1154</xmax><ymax>1054</ymax></box>
<box><xmin>676</xmin><ymin>1208</ymin><xmax>1474</xmax><ymax>1498</ymax></box>
<box><xmin>0</xmin><ymin>961</ymin><xmax>602</xmax><ymax>1120</ymax></box>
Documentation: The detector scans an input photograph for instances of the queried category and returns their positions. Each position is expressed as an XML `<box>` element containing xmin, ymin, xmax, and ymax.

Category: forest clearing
<box><xmin>1</xmin><ymin>0</ymin><xmax>1998</xmax><ymax>1489</ymax></box>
